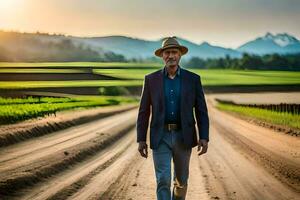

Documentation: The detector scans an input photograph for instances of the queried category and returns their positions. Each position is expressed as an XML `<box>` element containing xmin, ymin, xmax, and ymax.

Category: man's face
<box><xmin>162</xmin><ymin>48</ymin><xmax>181</xmax><ymax>68</ymax></box>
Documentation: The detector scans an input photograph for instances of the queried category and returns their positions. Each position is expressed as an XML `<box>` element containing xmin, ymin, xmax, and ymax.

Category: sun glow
<box><xmin>0</xmin><ymin>1</ymin><xmax>18</xmax><ymax>10</ymax></box>
<box><xmin>0</xmin><ymin>0</ymin><xmax>26</xmax><ymax>29</ymax></box>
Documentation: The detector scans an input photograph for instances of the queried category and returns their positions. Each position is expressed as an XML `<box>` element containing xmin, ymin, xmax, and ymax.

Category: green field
<box><xmin>1</xmin><ymin>62</ymin><xmax>299</xmax><ymax>124</ymax></box>
<box><xmin>189</xmin><ymin>69</ymin><xmax>300</xmax><ymax>86</ymax></box>
<box><xmin>0</xmin><ymin>62</ymin><xmax>161</xmax><ymax>68</ymax></box>
<box><xmin>0</xmin><ymin>80</ymin><xmax>143</xmax><ymax>89</ymax></box>
<box><xmin>0</xmin><ymin>68</ymin><xmax>86</xmax><ymax>73</ymax></box>
<box><xmin>94</xmin><ymin>68</ymin><xmax>300</xmax><ymax>85</ymax></box>
<box><xmin>0</xmin><ymin>62</ymin><xmax>300</xmax><ymax>89</ymax></box>
<box><xmin>93</xmin><ymin>68</ymin><xmax>156</xmax><ymax>80</ymax></box>
<box><xmin>0</xmin><ymin>96</ymin><xmax>138</xmax><ymax>125</ymax></box>
<box><xmin>216</xmin><ymin>102</ymin><xmax>300</xmax><ymax>130</ymax></box>
<box><xmin>0</xmin><ymin>69</ymin><xmax>299</xmax><ymax>89</ymax></box>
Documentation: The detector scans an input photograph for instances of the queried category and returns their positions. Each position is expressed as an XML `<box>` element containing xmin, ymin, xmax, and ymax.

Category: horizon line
<box><xmin>1</xmin><ymin>28</ymin><xmax>298</xmax><ymax>50</ymax></box>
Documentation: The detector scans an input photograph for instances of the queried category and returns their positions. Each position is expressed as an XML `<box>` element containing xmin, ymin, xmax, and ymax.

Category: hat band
<box><xmin>162</xmin><ymin>44</ymin><xmax>181</xmax><ymax>49</ymax></box>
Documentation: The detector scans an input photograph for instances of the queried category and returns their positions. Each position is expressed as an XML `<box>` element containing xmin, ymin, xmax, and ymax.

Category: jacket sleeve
<box><xmin>136</xmin><ymin>75</ymin><xmax>151</xmax><ymax>142</ymax></box>
<box><xmin>195</xmin><ymin>75</ymin><xmax>210</xmax><ymax>142</ymax></box>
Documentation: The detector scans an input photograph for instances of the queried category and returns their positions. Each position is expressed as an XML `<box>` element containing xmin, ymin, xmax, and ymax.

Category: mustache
<box><xmin>167</xmin><ymin>59</ymin><xmax>176</xmax><ymax>62</ymax></box>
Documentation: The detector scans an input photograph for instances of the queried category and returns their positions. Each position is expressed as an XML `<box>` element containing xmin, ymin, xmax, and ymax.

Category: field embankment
<box><xmin>0</xmin><ymin>103</ymin><xmax>138</xmax><ymax>147</ymax></box>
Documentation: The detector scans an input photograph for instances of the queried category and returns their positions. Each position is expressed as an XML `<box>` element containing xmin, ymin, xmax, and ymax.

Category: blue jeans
<box><xmin>152</xmin><ymin>129</ymin><xmax>192</xmax><ymax>200</ymax></box>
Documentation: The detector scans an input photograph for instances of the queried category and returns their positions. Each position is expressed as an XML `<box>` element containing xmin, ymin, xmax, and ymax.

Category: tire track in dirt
<box><xmin>1</xmin><ymin>94</ymin><xmax>299</xmax><ymax>200</ymax></box>
<box><xmin>66</xmin><ymin>140</ymin><xmax>139</xmax><ymax>200</ymax></box>
<box><xmin>99</xmin><ymin>146</ymin><xmax>211</xmax><ymax>200</ymax></box>
<box><xmin>98</xmin><ymin>98</ymin><xmax>300</xmax><ymax>200</ymax></box>
<box><xmin>198</xmin><ymin>124</ymin><xmax>299</xmax><ymax>200</ymax></box>
<box><xmin>19</xmin><ymin>130</ymin><xmax>136</xmax><ymax>200</ymax></box>
<box><xmin>0</xmin><ymin>108</ymin><xmax>138</xmax><ymax>198</ymax></box>
<box><xmin>207</xmin><ymin>98</ymin><xmax>300</xmax><ymax>192</ymax></box>
<box><xmin>0</xmin><ymin>109</ymin><xmax>136</xmax><ymax>167</ymax></box>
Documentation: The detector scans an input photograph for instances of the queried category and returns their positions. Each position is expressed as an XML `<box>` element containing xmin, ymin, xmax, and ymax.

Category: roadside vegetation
<box><xmin>0</xmin><ymin>96</ymin><xmax>138</xmax><ymax>125</ymax></box>
<box><xmin>216</xmin><ymin>100</ymin><xmax>300</xmax><ymax>130</ymax></box>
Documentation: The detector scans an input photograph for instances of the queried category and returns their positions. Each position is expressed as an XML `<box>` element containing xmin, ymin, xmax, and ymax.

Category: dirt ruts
<box><xmin>0</xmin><ymin>104</ymin><xmax>137</xmax><ymax>147</ymax></box>
<box><xmin>0</xmin><ymin>108</ymin><xmax>138</xmax><ymax>199</ymax></box>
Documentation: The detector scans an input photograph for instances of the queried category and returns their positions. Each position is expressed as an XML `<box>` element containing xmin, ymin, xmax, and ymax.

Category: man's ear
<box><xmin>179</xmin><ymin>50</ymin><xmax>182</xmax><ymax>56</ymax></box>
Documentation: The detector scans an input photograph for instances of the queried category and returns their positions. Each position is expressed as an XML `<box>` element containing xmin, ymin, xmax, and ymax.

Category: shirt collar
<box><xmin>164</xmin><ymin>66</ymin><xmax>181</xmax><ymax>77</ymax></box>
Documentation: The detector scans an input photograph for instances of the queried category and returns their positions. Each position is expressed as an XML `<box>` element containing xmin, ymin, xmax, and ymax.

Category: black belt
<box><xmin>164</xmin><ymin>123</ymin><xmax>181</xmax><ymax>131</ymax></box>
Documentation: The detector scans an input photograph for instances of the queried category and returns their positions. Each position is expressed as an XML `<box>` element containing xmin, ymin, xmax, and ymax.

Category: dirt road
<box><xmin>0</xmin><ymin>95</ymin><xmax>299</xmax><ymax>200</ymax></box>
<box><xmin>102</xmin><ymin>96</ymin><xmax>299</xmax><ymax>200</ymax></box>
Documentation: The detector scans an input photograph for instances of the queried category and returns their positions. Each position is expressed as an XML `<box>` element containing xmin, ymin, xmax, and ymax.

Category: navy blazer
<box><xmin>136</xmin><ymin>67</ymin><xmax>209</xmax><ymax>149</ymax></box>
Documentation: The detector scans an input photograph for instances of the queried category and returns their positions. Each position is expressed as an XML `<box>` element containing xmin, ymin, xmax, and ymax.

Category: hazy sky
<box><xmin>1</xmin><ymin>0</ymin><xmax>300</xmax><ymax>48</ymax></box>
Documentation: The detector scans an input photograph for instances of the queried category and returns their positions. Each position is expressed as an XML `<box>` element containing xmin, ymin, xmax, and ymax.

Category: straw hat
<box><xmin>154</xmin><ymin>36</ymin><xmax>188</xmax><ymax>57</ymax></box>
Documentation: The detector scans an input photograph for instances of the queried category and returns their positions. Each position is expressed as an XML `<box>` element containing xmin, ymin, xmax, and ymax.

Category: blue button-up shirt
<box><xmin>164</xmin><ymin>66</ymin><xmax>181</xmax><ymax>124</ymax></box>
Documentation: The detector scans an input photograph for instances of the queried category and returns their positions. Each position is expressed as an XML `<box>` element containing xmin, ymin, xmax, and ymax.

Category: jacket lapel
<box><xmin>180</xmin><ymin>68</ymin><xmax>187</xmax><ymax>121</ymax></box>
<box><xmin>158</xmin><ymin>68</ymin><xmax>165</xmax><ymax>113</ymax></box>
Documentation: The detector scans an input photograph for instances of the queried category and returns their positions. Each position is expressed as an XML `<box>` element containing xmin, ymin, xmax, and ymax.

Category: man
<box><xmin>136</xmin><ymin>36</ymin><xmax>209</xmax><ymax>200</ymax></box>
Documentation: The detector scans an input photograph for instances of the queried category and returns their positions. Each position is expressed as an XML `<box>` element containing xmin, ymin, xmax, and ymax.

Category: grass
<box><xmin>0</xmin><ymin>62</ymin><xmax>299</xmax><ymax>89</ymax></box>
<box><xmin>0</xmin><ymin>62</ymin><xmax>299</xmax><ymax>125</ymax></box>
<box><xmin>0</xmin><ymin>96</ymin><xmax>79</xmax><ymax>105</ymax></box>
<box><xmin>94</xmin><ymin>68</ymin><xmax>300</xmax><ymax>86</ymax></box>
<box><xmin>0</xmin><ymin>96</ymin><xmax>138</xmax><ymax>125</ymax></box>
<box><xmin>0</xmin><ymin>80</ymin><xmax>143</xmax><ymax>89</ymax></box>
<box><xmin>189</xmin><ymin>69</ymin><xmax>300</xmax><ymax>86</ymax></box>
<box><xmin>0</xmin><ymin>68</ymin><xmax>86</xmax><ymax>73</ymax></box>
<box><xmin>216</xmin><ymin>102</ymin><xmax>300</xmax><ymax>130</ymax></box>
<box><xmin>0</xmin><ymin>69</ymin><xmax>299</xmax><ymax>89</ymax></box>
<box><xmin>0</xmin><ymin>62</ymin><xmax>161</xmax><ymax>68</ymax></box>
<box><xmin>93</xmin><ymin>68</ymin><xmax>157</xmax><ymax>80</ymax></box>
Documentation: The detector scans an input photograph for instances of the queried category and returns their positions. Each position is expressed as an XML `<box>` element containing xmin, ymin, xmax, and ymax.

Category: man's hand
<box><xmin>197</xmin><ymin>139</ymin><xmax>208</xmax><ymax>156</ymax></box>
<box><xmin>138</xmin><ymin>141</ymin><xmax>148</xmax><ymax>158</ymax></box>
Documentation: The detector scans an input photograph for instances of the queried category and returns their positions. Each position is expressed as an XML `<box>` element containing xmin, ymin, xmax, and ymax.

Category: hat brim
<box><xmin>154</xmin><ymin>45</ymin><xmax>188</xmax><ymax>57</ymax></box>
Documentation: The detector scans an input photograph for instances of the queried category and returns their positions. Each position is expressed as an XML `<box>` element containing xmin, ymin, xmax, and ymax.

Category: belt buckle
<box><xmin>168</xmin><ymin>124</ymin><xmax>177</xmax><ymax>131</ymax></box>
<box><xmin>168</xmin><ymin>124</ymin><xmax>171</xmax><ymax>131</ymax></box>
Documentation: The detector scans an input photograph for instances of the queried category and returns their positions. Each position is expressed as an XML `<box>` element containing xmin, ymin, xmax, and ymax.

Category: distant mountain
<box><xmin>237</xmin><ymin>32</ymin><xmax>300</xmax><ymax>55</ymax></box>
<box><xmin>176</xmin><ymin>38</ymin><xmax>241</xmax><ymax>59</ymax></box>
<box><xmin>75</xmin><ymin>36</ymin><xmax>161</xmax><ymax>59</ymax></box>
<box><xmin>0</xmin><ymin>31</ymin><xmax>126</xmax><ymax>62</ymax></box>
<box><xmin>1</xmin><ymin>30</ymin><xmax>300</xmax><ymax>62</ymax></box>
<box><xmin>76</xmin><ymin>36</ymin><xmax>241</xmax><ymax>59</ymax></box>
<box><xmin>0</xmin><ymin>31</ymin><xmax>242</xmax><ymax>60</ymax></box>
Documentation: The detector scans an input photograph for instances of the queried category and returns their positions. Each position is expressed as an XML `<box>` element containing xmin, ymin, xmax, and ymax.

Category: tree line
<box><xmin>183</xmin><ymin>53</ymin><xmax>300</xmax><ymax>71</ymax></box>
